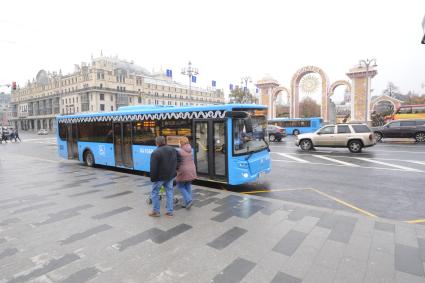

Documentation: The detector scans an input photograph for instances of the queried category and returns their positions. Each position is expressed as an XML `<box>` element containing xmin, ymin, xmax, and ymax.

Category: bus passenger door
<box><xmin>67</xmin><ymin>123</ymin><xmax>78</xmax><ymax>160</ymax></box>
<box><xmin>113</xmin><ymin>122</ymin><xmax>133</xmax><ymax>168</ymax></box>
<box><xmin>193</xmin><ymin>120</ymin><xmax>227</xmax><ymax>181</ymax></box>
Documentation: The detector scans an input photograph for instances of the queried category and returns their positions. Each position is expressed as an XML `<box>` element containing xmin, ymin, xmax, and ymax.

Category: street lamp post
<box><xmin>181</xmin><ymin>61</ymin><xmax>199</xmax><ymax>104</ymax></box>
<box><xmin>358</xmin><ymin>59</ymin><xmax>377</xmax><ymax>124</ymax></box>
<box><xmin>240</xmin><ymin>76</ymin><xmax>252</xmax><ymax>103</ymax></box>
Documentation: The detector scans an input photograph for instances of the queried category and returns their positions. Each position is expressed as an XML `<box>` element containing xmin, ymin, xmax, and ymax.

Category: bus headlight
<box><xmin>238</xmin><ymin>162</ymin><xmax>248</xmax><ymax>168</ymax></box>
<box><xmin>242</xmin><ymin>172</ymin><xmax>249</xmax><ymax>178</ymax></box>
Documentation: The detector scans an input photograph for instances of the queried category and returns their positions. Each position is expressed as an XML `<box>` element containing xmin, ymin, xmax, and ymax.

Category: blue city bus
<box><xmin>56</xmin><ymin>104</ymin><xmax>271</xmax><ymax>185</ymax></box>
<box><xmin>268</xmin><ymin>117</ymin><xmax>323</xmax><ymax>135</ymax></box>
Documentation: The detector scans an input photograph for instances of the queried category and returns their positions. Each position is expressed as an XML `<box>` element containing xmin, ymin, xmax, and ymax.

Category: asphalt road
<box><xmin>239</xmin><ymin>136</ymin><xmax>425</xmax><ymax>222</ymax></box>
<box><xmin>2</xmin><ymin>133</ymin><xmax>425</xmax><ymax>222</ymax></box>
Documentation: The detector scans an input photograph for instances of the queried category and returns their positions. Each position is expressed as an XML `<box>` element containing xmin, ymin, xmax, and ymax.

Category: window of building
<box><xmin>138</xmin><ymin>97</ymin><xmax>141</xmax><ymax>103</ymax></box>
<box><xmin>111</xmin><ymin>95</ymin><xmax>113</xmax><ymax>101</ymax></box>
<box><xmin>100</xmin><ymin>83</ymin><xmax>103</xmax><ymax>89</ymax></box>
<box><xmin>129</xmin><ymin>97</ymin><xmax>132</xmax><ymax>103</ymax></box>
<box><xmin>100</xmin><ymin>93</ymin><xmax>104</xmax><ymax>100</ymax></box>
<box><xmin>100</xmin><ymin>104</ymin><xmax>105</xmax><ymax>111</ymax></box>
<box><xmin>111</xmin><ymin>106</ymin><xmax>114</xmax><ymax>111</ymax></box>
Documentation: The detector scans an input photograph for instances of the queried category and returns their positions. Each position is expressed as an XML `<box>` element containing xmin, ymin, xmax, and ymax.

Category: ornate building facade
<box><xmin>10</xmin><ymin>55</ymin><xmax>225</xmax><ymax>132</ymax></box>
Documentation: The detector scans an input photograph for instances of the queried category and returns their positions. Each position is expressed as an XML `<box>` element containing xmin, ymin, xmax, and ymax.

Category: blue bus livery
<box><xmin>268</xmin><ymin>117</ymin><xmax>323</xmax><ymax>135</ymax></box>
<box><xmin>56</xmin><ymin>104</ymin><xmax>271</xmax><ymax>185</ymax></box>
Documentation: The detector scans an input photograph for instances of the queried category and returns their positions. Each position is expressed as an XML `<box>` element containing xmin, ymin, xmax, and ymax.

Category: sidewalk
<box><xmin>0</xmin><ymin>152</ymin><xmax>425</xmax><ymax>282</ymax></box>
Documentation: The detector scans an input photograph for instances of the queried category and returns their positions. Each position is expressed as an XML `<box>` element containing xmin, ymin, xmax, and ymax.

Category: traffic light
<box><xmin>12</xmin><ymin>81</ymin><xmax>16</xmax><ymax>90</ymax></box>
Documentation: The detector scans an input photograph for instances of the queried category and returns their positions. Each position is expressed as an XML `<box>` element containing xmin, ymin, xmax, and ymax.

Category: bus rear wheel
<box><xmin>293</xmin><ymin>129</ymin><xmax>300</xmax><ymax>136</ymax></box>
<box><xmin>84</xmin><ymin>150</ymin><xmax>95</xmax><ymax>167</ymax></box>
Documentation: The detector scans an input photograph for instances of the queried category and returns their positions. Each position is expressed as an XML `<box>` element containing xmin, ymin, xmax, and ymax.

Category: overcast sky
<box><xmin>1</xmin><ymin>0</ymin><xmax>425</xmax><ymax>99</ymax></box>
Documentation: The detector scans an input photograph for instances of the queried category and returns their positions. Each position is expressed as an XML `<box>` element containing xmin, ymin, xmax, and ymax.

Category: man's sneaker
<box><xmin>165</xmin><ymin>212</ymin><xmax>174</xmax><ymax>217</ymax></box>
<box><xmin>148</xmin><ymin>211</ymin><xmax>160</xmax><ymax>217</ymax></box>
<box><xmin>186</xmin><ymin>201</ymin><xmax>193</xmax><ymax>209</ymax></box>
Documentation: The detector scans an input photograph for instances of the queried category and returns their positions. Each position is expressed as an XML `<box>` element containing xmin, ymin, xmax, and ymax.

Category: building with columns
<box><xmin>10</xmin><ymin>55</ymin><xmax>225</xmax><ymax>132</ymax></box>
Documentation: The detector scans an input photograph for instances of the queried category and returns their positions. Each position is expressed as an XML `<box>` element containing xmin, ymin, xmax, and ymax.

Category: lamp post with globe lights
<box><xmin>358</xmin><ymin>59</ymin><xmax>377</xmax><ymax>123</ymax></box>
<box><xmin>181</xmin><ymin>61</ymin><xmax>199</xmax><ymax>104</ymax></box>
<box><xmin>240</xmin><ymin>76</ymin><xmax>252</xmax><ymax>103</ymax></box>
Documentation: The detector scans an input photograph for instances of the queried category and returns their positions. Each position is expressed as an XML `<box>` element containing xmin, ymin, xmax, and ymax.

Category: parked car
<box><xmin>37</xmin><ymin>129</ymin><xmax>48</xmax><ymax>135</ymax></box>
<box><xmin>372</xmin><ymin>119</ymin><xmax>425</xmax><ymax>142</ymax></box>
<box><xmin>295</xmin><ymin>124</ymin><xmax>376</xmax><ymax>153</ymax></box>
<box><xmin>267</xmin><ymin>125</ymin><xmax>286</xmax><ymax>142</ymax></box>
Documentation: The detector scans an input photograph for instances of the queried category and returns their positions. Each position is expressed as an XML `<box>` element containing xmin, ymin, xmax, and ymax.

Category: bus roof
<box><xmin>56</xmin><ymin>104</ymin><xmax>266</xmax><ymax>120</ymax></box>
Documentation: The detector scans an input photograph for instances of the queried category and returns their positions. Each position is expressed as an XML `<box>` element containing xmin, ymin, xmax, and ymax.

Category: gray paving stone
<box><xmin>314</xmin><ymin>240</ymin><xmax>346</xmax><ymax>270</ymax></box>
<box><xmin>35</xmin><ymin>204</ymin><xmax>93</xmax><ymax>225</ymax></box>
<box><xmin>59</xmin><ymin>267</ymin><xmax>100</xmax><ymax>283</ymax></box>
<box><xmin>395</xmin><ymin>224</ymin><xmax>418</xmax><ymax>248</ymax></box>
<box><xmin>375</xmin><ymin>221</ymin><xmax>395</xmax><ymax>233</ymax></box>
<box><xmin>272</xmin><ymin>230</ymin><xmax>307</xmax><ymax>256</ymax></box>
<box><xmin>207</xmin><ymin>226</ymin><xmax>247</xmax><ymax>250</ymax></box>
<box><xmin>6</xmin><ymin>253</ymin><xmax>80</xmax><ymax>283</ymax></box>
<box><xmin>11</xmin><ymin>202</ymin><xmax>57</xmax><ymax>214</ymax></box>
<box><xmin>418</xmin><ymin>238</ymin><xmax>425</xmax><ymax>261</ymax></box>
<box><xmin>329</xmin><ymin>219</ymin><xmax>357</xmax><ymax>243</ymax></box>
<box><xmin>364</xmin><ymin>250</ymin><xmax>395</xmax><ymax>283</ymax></box>
<box><xmin>334</xmin><ymin>257</ymin><xmax>368</xmax><ymax>283</ymax></box>
<box><xmin>371</xmin><ymin>229</ymin><xmax>395</xmax><ymax>255</ymax></box>
<box><xmin>211</xmin><ymin>257</ymin><xmax>256</xmax><ymax>283</ymax></box>
<box><xmin>0</xmin><ymin>218</ymin><xmax>20</xmax><ymax>226</ymax></box>
<box><xmin>344</xmin><ymin>235</ymin><xmax>372</xmax><ymax>261</ymax></box>
<box><xmin>395</xmin><ymin>271</ymin><xmax>425</xmax><ymax>283</ymax></box>
<box><xmin>92</xmin><ymin>181</ymin><xmax>116</xmax><ymax>188</ymax></box>
<box><xmin>102</xmin><ymin>191</ymin><xmax>133</xmax><ymax>199</ymax></box>
<box><xmin>270</xmin><ymin>271</ymin><xmax>302</xmax><ymax>283</ymax></box>
<box><xmin>293</xmin><ymin>216</ymin><xmax>319</xmax><ymax>234</ymax></box>
<box><xmin>0</xmin><ymin>247</ymin><xmax>18</xmax><ymax>259</ymax></box>
<box><xmin>91</xmin><ymin>207</ymin><xmax>133</xmax><ymax>220</ymax></box>
<box><xmin>303</xmin><ymin>264</ymin><xmax>337</xmax><ymax>283</ymax></box>
<box><xmin>59</xmin><ymin>224</ymin><xmax>113</xmax><ymax>245</ymax></box>
<box><xmin>395</xmin><ymin>243</ymin><xmax>425</xmax><ymax>277</ymax></box>
<box><xmin>68</xmin><ymin>189</ymin><xmax>102</xmax><ymax>197</ymax></box>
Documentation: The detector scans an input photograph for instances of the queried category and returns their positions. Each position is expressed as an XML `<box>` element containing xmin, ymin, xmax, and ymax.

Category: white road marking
<box><xmin>352</xmin><ymin>157</ymin><xmax>422</xmax><ymax>172</ymax></box>
<box><xmin>312</xmin><ymin>155</ymin><xmax>360</xmax><ymax>167</ymax></box>
<box><xmin>406</xmin><ymin>160</ymin><xmax>425</xmax><ymax>166</ymax></box>
<box><xmin>274</xmin><ymin>152</ymin><xmax>310</xmax><ymax>163</ymax></box>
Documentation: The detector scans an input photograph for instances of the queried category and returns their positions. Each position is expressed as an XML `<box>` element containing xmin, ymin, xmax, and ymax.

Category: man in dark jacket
<box><xmin>149</xmin><ymin>136</ymin><xmax>177</xmax><ymax>217</ymax></box>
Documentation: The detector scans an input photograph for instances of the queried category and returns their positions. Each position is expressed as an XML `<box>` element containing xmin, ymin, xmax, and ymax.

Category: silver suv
<box><xmin>295</xmin><ymin>124</ymin><xmax>376</xmax><ymax>153</ymax></box>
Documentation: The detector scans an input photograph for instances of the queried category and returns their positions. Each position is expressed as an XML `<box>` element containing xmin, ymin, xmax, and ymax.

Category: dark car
<box><xmin>372</xmin><ymin>119</ymin><xmax>425</xmax><ymax>142</ymax></box>
<box><xmin>266</xmin><ymin>125</ymin><xmax>286</xmax><ymax>142</ymax></box>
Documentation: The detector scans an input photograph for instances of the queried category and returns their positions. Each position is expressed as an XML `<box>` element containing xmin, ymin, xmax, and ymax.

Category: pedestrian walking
<box><xmin>14</xmin><ymin>129</ymin><xmax>21</xmax><ymax>142</ymax></box>
<box><xmin>176</xmin><ymin>137</ymin><xmax>197</xmax><ymax>209</ymax></box>
<box><xmin>149</xmin><ymin>136</ymin><xmax>178</xmax><ymax>217</ymax></box>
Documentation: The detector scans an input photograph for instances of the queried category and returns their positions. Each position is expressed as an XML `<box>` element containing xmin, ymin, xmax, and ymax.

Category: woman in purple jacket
<box><xmin>176</xmin><ymin>137</ymin><xmax>197</xmax><ymax>209</ymax></box>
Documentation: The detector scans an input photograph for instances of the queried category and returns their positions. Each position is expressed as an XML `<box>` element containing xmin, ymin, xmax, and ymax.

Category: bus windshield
<box><xmin>233</xmin><ymin>112</ymin><xmax>268</xmax><ymax>155</ymax></box>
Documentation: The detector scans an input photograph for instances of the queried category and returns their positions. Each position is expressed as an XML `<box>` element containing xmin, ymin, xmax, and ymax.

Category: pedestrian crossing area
<box><xmin>272</xmin><ymin>152</ymin><xmax>425</xmax><ymax>172</ymax></box>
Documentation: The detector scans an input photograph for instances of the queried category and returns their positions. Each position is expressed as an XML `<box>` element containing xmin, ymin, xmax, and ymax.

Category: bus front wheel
<box><xmin>84</xmin><ymin>150</ymin><xmax>95</xmax><ymax>167</ymax></box>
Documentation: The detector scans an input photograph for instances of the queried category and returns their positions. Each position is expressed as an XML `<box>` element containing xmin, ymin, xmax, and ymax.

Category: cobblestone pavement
<box><xmin>1</xmin><ymin>151</ymin><xmax>425</xmax><ymax>282</ymax></box>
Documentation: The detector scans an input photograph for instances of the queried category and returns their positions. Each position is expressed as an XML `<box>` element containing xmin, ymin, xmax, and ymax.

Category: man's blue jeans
<box><xmin>177</xmin><ymin>181</ymin><xmax>192</xmax><ymax>206</ymax></box>
<box><xmin>151</xmin><ymin>179</ymin><xmax>174</xmax><ymax>214</ymax></box>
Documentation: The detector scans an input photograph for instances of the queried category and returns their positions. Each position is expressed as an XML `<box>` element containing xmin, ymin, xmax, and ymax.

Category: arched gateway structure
<box><xmin>256</xmin><ymin>63</ymin><xmax>375</xmax><ymax>122</ymax></box>
<box><xmin>291</xmin><ymin>66</ymin><xmax>330</xmax><ymax>121</ymax></box>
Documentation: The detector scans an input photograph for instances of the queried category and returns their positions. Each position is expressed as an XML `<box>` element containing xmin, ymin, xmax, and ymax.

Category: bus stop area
<box><xmin>1</xmin><ymin>146</ymin><xmax>425</xmax><ymax>283</ymax></box>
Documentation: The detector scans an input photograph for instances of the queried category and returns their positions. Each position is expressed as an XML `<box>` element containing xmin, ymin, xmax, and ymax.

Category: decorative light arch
<box><xmin>271</xmin><ymin>86</ymin><xmax>291</xmax><ymax>118</ymax></box>
<box><xmin>290</xmin><ymin>66</ymin><xmax>330</xmax><ymax>120</ymax></box>
<box><xmin>329</xmin><ymin>80</ymin><xmax>351</xmax><ymax>97</ymax></box>
<box><xmin>370</xmin><ymin>94</ymin><xmax>402</xmax><ymax>114</ymax></box>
